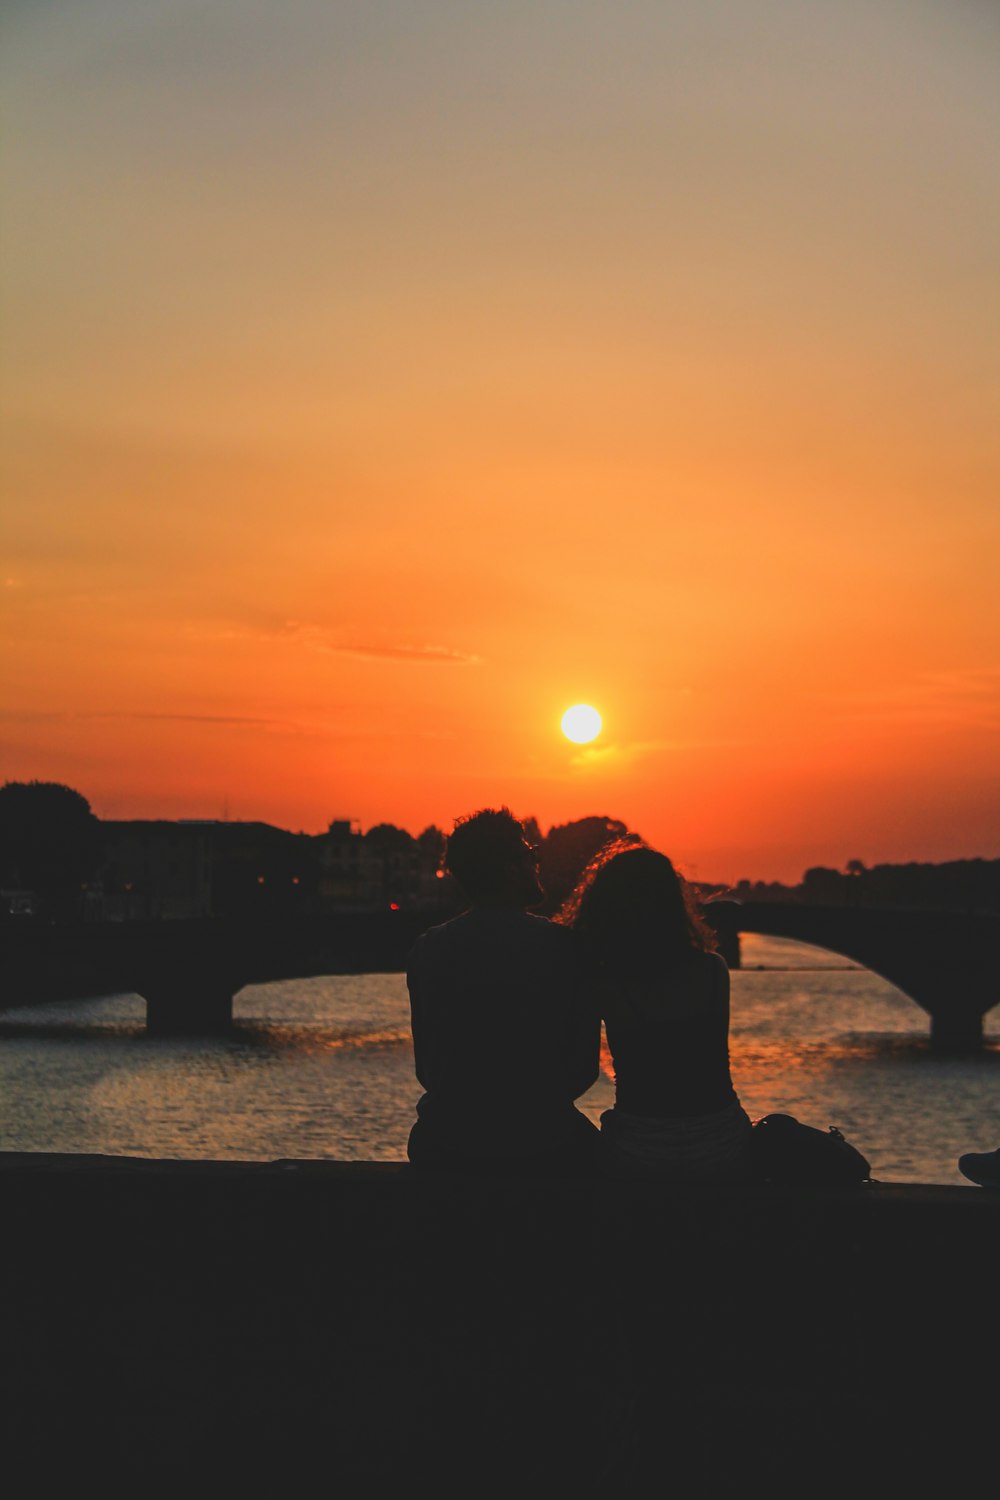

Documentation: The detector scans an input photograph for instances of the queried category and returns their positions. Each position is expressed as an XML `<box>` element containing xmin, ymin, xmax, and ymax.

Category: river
<box><xmin>1</xmin><ymin>934</ymin><xmax>997</xmax><ymax>1184</ymax></box>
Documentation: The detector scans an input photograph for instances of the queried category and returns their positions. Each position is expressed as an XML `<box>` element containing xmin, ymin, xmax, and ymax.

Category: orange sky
<box><xmin>2</xmin><ymin>1</ymin><xmax>998</xmax><ymax>883</ymax></box>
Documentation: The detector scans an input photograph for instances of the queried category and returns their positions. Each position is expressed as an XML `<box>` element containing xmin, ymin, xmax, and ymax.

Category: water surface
<box><xmin>2</xmin><ymin>935</ymin><xmax>997</xmax><ymax>1183</ymax></box>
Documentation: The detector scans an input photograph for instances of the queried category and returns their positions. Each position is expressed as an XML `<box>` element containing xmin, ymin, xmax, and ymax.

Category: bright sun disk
<box><xmin>561</xmin><ymin>704</ymin><xmax>602</xmax><ymax>744</ymax></box>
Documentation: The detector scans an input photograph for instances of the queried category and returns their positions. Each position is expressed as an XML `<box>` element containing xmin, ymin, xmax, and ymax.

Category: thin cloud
<box><xmin>569</xmin><ymin>744</ymin><xmax>619</xmax><ymax>768</ymax></box>
<box><xmin>568</xmin><ymin>737</ymin><xmax>728</xmax><ymax>768</ymax></box>
<box><xmin>0</xmin><ymin>708</ymin><xmax>409</xmax><ymax>744</ymax></box>
<box><xmin>285</xmin><ymin>622</ymin><xmax>480</xmax><ymax>665</ymax></box>
<box><xmin>0</xmin><ymin>710</ymin><xmax>284</xmax><ymax>730</ymax></box>
<box><xmin>190</xmin><ymin>617</ymin><xmax>480</xmax><ymax>665</ymax></box>
<box><xmin>332</xmin><ymin>641</ymin><xmax>480</xmax><ymax>665</ymax></box>
<box><xmin>116</xmin><ymin>712</ymin><xmax>280</xmax><ymax>727</ymax></box>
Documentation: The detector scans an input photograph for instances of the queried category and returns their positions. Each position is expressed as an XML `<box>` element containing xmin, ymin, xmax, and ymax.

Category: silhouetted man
<box><xmin>406</xmin><ymin>807</ymin><xmax>601</xmax><ymax>1174</ymax></box>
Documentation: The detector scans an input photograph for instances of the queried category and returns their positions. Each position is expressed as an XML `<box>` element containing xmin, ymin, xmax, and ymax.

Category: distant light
<box><xmin>291</xmin><ymin>876</ymin><xmax>300</xmax><ymax>885</ymax></box>
<box><xmin>389</xmin><ymin>902</ymin><xmax>400</xmax><ymax>911</ymax></box>
<box><xmin>257</xmin><ymin>875</ymin><xmax>265</xmax><ymax>884</ymax></box>
<box><xmin>435</xmin><ymin>869</ymin><xmax>445</xmax><ymax>879</ymax></box>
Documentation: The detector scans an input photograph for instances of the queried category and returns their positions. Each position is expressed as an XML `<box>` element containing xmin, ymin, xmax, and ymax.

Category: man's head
<box><xmin>445</xmin><ymin>807</ymin><xmax>543</xmax><ymax>909</ymax></box>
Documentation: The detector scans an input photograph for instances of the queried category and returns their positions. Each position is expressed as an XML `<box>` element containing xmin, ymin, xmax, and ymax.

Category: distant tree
<box><xmin>364</xmin><ymin>823</ymin><xmax>415</xmax><ymax>856</ymax></box>
<box><xmin>843</xmin><ymin>858</ymin><xmax>867</xmax><ymax>906</ymax></box>
<box><xmin>416</xmin><ymin>824</ymin><xmax>446</xmax><ymax>869</ymax></box>
<box><xmin>0</xmin><ymin>781</ymin><xmax>99</xmax><ymax>895</ymax></box>
<box><xmin>802</xmin><ymin>866</ymin><xmax>846</xmax><ymax>904</ymax></box>
<box><xmin>538</xmin><ymin>815</ymin><xmax>633</xmax><ymax>913</ymax></box>
<box><xmin>520</xmin><ymin>815</ymin><xmax>543</xmax><ymax>851</ymax></box>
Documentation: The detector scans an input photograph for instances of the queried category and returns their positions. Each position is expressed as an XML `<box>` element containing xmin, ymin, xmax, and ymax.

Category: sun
<box><xmin>561</xmin><ymin>703</ymin><xmax>603</xmax><ymax>744</ymax></box>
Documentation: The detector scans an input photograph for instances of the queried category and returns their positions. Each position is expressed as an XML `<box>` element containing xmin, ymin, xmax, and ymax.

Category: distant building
<box><xmin>98</xmin><ymin>821</ymin><xmax>214</xmax><ymax>920</ymax></box>
<box><xmin>315</xmin><ymin>820</ymin><xmax>380</xmax><ymax>910</ymax></box>
<box><xmin>316</xmin><ymin>819</ymin><xmax>452</xmax><ymax>912</ymax></box>
<box><xmin>35</xmin><ymin>815</ymin><xmax>455</xmax><ymax>922</ymax></box>
<box><xmin>1</xmin><ymin>889</ymin><xmax>38</xmax><ymax>919</ymax></box>
<box><xmin>96</xmin><ymin>819</ymin><xmax>321</xmax><ymax>920</ymax></box>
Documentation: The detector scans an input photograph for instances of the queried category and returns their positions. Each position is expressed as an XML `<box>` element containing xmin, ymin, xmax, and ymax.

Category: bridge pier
<box><xmin>929</xmin><ymin>1009</ymin><xmax>983</xmax><ymax>1054</ymax></box>
<box><xmin>128</xmin><ymin>925</ymin><xmax>248</xmax><ymax>1036</ymax></box>
<box><xmin>144</xmin><ymin>983</ymin><xmax>235</xmax><ymax>1036</ymax></box>
<box><xmin>716</xmin><ymin>928</ymin><xmax>741</xmax><ymax>970</ymax></box>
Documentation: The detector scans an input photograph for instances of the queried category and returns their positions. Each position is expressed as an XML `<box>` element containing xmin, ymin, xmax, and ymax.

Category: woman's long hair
<box><xmin>558</xmin><ymin>837</ymin><xmax>716</xmax><ymax>979</ymax></box>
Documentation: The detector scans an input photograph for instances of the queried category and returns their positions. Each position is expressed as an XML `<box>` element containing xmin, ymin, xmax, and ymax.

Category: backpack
<box><xmin>749</xmin><ymin>1112</ymin><xmax>871</xmax><ymax>1187</ymax></box>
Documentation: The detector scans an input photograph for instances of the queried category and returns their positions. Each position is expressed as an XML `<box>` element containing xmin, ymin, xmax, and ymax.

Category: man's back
<box><xmin>407</xmin><ymin>907</ymin><xmax>599</xmax><ymax>1161</ymax></box>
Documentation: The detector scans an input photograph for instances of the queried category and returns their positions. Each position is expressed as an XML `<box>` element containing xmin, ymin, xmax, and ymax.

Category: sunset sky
<box><xmin>3</xmin><ymin>1</ymin><xmax>998</xmax><ymax>883</ymax></box>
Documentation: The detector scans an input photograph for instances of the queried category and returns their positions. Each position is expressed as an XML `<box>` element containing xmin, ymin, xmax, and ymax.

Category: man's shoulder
<box><xmin>408</xmin><ymin>909</ymin><xmax>578</xmax><ymax>958</ymax></box>
<box><xmin>524</xmin><ymin>912</ymin><xmax>577</xmax><ymax>944</ymax></box>
<box><xmin>497</xmin><ymin>910</ymin><xmax>580</xmax><ymax>946</ymax></box>
<box><xmin>512</xmin><ymin>913</ymin><xmax>583</xmax><ymax>969</ymax></box>
<box><xmin>406</xmin><ymin>915</ymin><xmax>454</xmax><ymax>966</ymax></box>
<box><xmin>409</xmin><ymin>909</ymin><xmax>474</xmax><ymax>946</ymax></box>
<box><xmin>406</xmin><ymin>909</ymin><xmax>478</xmax><ymax>966</ymax></box>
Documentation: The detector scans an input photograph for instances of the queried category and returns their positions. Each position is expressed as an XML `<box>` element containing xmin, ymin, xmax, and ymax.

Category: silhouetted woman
<box><xmin>560</xmin><ymin>839</ymin><xmax>752</xmax><ymax>1182</ymax></box>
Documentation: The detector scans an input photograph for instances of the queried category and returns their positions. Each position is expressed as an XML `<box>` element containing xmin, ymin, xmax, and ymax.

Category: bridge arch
<box><xmin>704</xmin><ymin>901</ymin><xmax>999</xmax><ymax>1051</ymax></box>
<box><xmin>4</xmin><ymin>904</ymin><xmax>996</xmax><ymax>1050</ymax></box>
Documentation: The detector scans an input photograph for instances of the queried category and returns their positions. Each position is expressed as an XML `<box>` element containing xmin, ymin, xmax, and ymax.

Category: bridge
<box><xmin>704</xmin><ymin>900</ymin><xmax>999</xmax><ymax>1051</ymax></box>
<box><xmin>2</xmin><ymin>900</ymin><xmax>997</xmax><ymax>1050</ymax></box>
<box><xmin>0</xmin><ymin>910</ymin><xmax>435</xmax><ymax>1035</ymax></box>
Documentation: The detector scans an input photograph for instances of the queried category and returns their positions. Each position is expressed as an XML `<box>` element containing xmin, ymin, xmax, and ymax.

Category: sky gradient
<box><xmin>3</xmin><ymin>1</ymin><xmax>998</xmax><ymax>882</ymax></box>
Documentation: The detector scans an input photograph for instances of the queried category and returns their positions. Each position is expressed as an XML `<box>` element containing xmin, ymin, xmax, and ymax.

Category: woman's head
<box><xmin>560</xmin><ymin>837</ymin><xmax>716</xmax><ymax>975</ymax></box>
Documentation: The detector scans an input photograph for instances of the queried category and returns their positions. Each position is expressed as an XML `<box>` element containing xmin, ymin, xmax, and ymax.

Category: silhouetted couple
<box><xmin>406</xmin><ymin>807</ymin><xmax>752</xmax><ymax>1180</ymax></box>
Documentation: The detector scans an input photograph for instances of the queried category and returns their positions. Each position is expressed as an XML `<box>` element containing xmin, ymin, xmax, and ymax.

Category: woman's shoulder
<box><xmin>659</xmin><ymin>948</ymin><xmax>727</xmax><ymax>1010</ymax></box>
<box><xmin>675</xmin><ymin>946</ymin><xmax>728</xmax><ymax>978</ymax></box>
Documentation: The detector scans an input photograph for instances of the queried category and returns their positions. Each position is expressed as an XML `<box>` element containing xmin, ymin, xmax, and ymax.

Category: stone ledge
<box><xmin>3</xmin><ymin>1152</ymin><xmax>998</xmax><ymax>1487</ymax></box>
<box><xmin>2</xmin><ymin>1147</ymin><xmax>996</xmax><ymax>1211</ymax></box>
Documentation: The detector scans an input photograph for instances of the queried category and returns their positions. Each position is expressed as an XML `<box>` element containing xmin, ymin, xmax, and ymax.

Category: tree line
<box><xmin>2</xmin><ymin>781</ymin><xmax>997</xmax><ymax>918</ymax></box>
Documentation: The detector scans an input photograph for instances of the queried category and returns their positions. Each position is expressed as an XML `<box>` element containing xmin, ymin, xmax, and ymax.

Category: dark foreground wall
<box><xmin>3</xmin><ymin>1155</ymin><xmax>998</xmax><ymax>1492</ymax></box>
